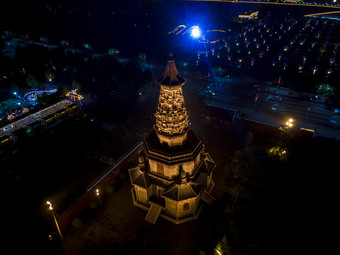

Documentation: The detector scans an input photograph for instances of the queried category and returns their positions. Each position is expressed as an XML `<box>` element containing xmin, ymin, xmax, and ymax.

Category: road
<box><xmin>9</xmin><ymin>36</ymin><xmax>337</xmax><ymax>130</ymax></box>
<box><xmin>140</xmin><ymin>61</ymin><xmax>340</xmax><ymax>134</ymax></box>
<box><xmin>190</xmin><ymin>73</ymin><xmax>340</xmax><ymax>138</ymax></box>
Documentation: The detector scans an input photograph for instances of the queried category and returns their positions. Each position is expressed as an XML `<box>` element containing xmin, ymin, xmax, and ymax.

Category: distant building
<box><xmin>238</xmin><ymin>11</ymin><xmax>259</xmax><ymax>21</ymax></box>
<box><xmin>129</xmin><ymin>54</ymin><xmax>215</xmax><ymax>224</ymax></box>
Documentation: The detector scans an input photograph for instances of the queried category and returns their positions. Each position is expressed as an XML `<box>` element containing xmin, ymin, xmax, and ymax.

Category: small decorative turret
<box><xmin>138</xmin><ymin>156</ymin><xmax>145</xmax><ymax>170</ymax></box>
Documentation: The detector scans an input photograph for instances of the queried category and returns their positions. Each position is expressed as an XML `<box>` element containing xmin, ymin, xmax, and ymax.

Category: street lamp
<box><xmin>96</xmin><ymin>189</ymin><xmax>101</xmax><ymax>203</ymax></box>
<box><xmin>285</xmin><ymin>118</ymin><xmax>294</xmax><ymax>128</ymax></box>
<box><xmin>279</xmin><ymin>118</ymin><xmax>294</xmax><ymax>134</ymax></box>
<box><xmin>46</xmin><ymin>201</ymin><xmax>63</xmax><ymax>240</ymax></box>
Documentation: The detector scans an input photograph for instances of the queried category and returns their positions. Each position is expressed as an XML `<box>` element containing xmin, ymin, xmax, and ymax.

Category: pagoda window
<box><xmin>157</xmin><ymin>162</ymin><xmax>164</xmax><ymax>175</ymax></box>
<box><xmin>183</xmin><ymin>203</ymin><xmax>190</xmax><ymax>211</ymax></box>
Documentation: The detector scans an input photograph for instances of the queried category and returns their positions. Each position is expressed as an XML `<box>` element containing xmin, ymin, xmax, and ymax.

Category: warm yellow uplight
<box><xmin>46</xmin><ymin>200</ymin><xmax>53</xmax><ymax>210</ymax></box>
<box><xmin>95</xmin><ymin>188</ymin><xmax>102</xmax><ymax>203</ymax></box>
<box><xmin>285</xmin><ymin>118</ymin><xmax>294</xmax><ymax>128</ymax></box>
<box><xmin>268</xmin><ymin>146</ymin><xmax>287</xmax><ymax>158</ymax></box>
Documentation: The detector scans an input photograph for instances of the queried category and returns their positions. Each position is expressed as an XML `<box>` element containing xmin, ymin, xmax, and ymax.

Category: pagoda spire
<box><xmin>154</xmin><ymin>53</ymin><xmax>190</xmax><ymax>147</ymax></box>
<box><xmin>157</xmin><ymin>52</ymin><xmax>186</xmax><ymax>87</ymax></box>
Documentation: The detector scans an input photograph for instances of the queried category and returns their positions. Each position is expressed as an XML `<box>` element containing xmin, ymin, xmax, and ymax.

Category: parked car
<box><xmin>267</xmin><ymin>95</ymin><xmax>282</xmax><ymax>102</ymax></box>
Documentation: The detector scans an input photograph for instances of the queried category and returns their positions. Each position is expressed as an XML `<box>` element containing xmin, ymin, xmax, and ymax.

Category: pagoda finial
<box><xmin>157</xmin><ymin>53</ymin><xmax>185</xmax><ymax>87</ymax></box>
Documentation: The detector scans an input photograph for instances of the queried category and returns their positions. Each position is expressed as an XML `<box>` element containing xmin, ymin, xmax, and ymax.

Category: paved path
<box><xmin>0</xmin><ymin>99</ymin><xmax>72</xmax><ymax>137</ymax></box>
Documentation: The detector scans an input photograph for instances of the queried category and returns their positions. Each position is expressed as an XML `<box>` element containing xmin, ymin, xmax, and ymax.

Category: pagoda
<box><xmin>129</xmin><ymin>53</ymin><xmax>215</xmax><ymax>224</ymax></box>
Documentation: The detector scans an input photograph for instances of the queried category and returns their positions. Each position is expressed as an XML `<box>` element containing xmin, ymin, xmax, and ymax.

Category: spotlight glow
<box><xmin>190</xmin><ymin>26</ymin><xmax>201</xmax><ymax>39</ymax></box>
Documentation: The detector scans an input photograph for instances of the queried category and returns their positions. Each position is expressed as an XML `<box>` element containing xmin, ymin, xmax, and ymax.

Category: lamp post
<box><xmin>279</xmin><ymin>118</ymin><xmax>294</xmax><ymax>134</ymax></box>
<box><xmin>46</xmin><ymin>201</ymin><xmax>63</xmax><ymax>240</ymax></box>
<box><xmin>285</xmin><ymin>118</ymin><xmax>294</xmax><ymax>128</ymax></box>
<box><xmin>96</xmin><ymin>189</ymin><xmax>101</xmax><ymax>203</ymax></box>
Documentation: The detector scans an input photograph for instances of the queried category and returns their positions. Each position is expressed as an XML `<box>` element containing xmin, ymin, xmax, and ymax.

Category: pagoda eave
<box><xmin>143</xmin><ymin>129</ymin><xmax>203</xmax><ymax>166</ymax></box>
<box><xmin>155</xmin><ymin>128</ymin><xmax>189</xmax><ymax>147</ymax></box>
<box><xmin>158</xmin><ymin>83</ymin><xmax>185</xmax><ymax>91</ymax></box>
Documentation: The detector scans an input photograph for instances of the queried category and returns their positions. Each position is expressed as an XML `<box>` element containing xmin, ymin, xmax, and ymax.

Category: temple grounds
<box><xmin>60</xmin><ymin>114</ymin><xmax>283</xmax><ymax>254</ymax></box>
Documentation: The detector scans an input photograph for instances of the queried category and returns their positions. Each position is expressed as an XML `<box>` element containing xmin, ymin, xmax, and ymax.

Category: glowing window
<box><xmin>157</xmin><ymin>162</ymin><xmax>164</xmax><ymax>175</ymax></box>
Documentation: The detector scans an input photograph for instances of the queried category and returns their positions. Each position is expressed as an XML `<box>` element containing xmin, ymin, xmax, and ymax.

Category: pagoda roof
<box><xmin>202</xmin><ymin>154</ymin><xmax>216</xmax><ymax>174</ymax></box>
<box><xmin>129</xmin><ymin>167</ymin><xmax>152</xmax><ymax>189</ymax></box>
<box><xmin>162</xmin><ymin>182</ymin><xmax>204</xmax><ymax>201</ymax></box>
<box><xmin>143</xmin><ymin>128</ymin><xmax>203</xmax><ymax>165</ymax></box>
<box><xmin>157</xmin><ymin>54</ymin><xmax>185</xmax><ymax>87</ymax></box>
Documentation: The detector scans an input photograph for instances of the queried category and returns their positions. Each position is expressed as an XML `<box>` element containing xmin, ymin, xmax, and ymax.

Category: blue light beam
<box><xmin>190</xmin><ymin>26</ymin><xmax>201</xmax><ymax>39</ymax></box>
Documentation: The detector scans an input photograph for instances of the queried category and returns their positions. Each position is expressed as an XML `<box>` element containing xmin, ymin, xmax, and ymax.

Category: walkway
<box><xmin>0</xmin><ymin>99</ymin><xmax>72</xmax><ymax>137</ymax></box>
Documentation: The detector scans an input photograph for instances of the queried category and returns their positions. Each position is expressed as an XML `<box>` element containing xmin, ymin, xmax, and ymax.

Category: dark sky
<box><xmin>0</xmin><ymin>0</ymin><xmax>328</xmax><ymax>59</ymax></box>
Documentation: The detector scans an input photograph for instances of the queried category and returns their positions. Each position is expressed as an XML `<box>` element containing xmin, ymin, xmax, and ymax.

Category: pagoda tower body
<box><xmin>129</xmin><ymin>54</ymin><xmax>215</xmax><ymax>224</ymax></box>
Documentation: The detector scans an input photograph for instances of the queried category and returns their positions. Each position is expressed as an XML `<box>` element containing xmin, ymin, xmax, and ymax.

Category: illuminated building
<box><xmin>66</xmin><ymin>89</ymin><xmax>84</xmax><ymax>101</ymax></box>
<box><xmin>284</xmin><ymin>0</ymin><xmax>302</xmax><ymax>2</ymax></box>
<box><xmin>129</xmin><ymin>53</ymin><xmax>215</xmax><ymax>224</ymax></box>
<box><xmin>238</xmin><ymin>11</ymin><xmax>259</xmax><ymax>21</ymax></box>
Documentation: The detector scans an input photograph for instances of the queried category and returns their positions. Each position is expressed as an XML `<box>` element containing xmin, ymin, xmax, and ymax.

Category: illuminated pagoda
<box><xmin>129</xmin><ymin>53</ymin><xmax>215</xmax><ymax>224</ymax></box>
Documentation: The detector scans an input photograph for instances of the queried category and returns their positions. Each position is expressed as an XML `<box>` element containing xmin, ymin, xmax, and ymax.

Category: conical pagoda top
<box><xmin>157</xmin><ymin>53</ymin><xmax>186</xmax><ymax>87</ymax></box>
<box><xmin>154</xmin><ymin>53</ymin><xmax>190</xmax><ymax>147</ymax></box>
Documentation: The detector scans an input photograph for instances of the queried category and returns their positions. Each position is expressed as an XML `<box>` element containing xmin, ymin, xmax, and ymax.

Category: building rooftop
<box><xmin>162</xmin><ymin>182</ymin><xmax>205</xmax><ymax>201</ymax></box>
<box><xmin>129</xmin><ymin>167</ymin><xmax>152</xmax><ymax>189</ymax></box>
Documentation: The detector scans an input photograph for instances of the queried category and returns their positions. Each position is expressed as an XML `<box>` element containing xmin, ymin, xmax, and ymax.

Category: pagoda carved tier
<box><xmin>154</xmin><ymin>53</ymin><xmax>189</xmax><ymax>147</ymax></box>
<box><xmin>129</xmin><ymin>53</ymin><xmax>215</xmax><ymax>224</ymax></box>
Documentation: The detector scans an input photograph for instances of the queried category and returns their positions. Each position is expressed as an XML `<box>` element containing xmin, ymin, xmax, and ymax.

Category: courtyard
<box><xmin>59</xmin><ymin>114</ymin><xmax>285</xmax><ymax>255</ymax></box>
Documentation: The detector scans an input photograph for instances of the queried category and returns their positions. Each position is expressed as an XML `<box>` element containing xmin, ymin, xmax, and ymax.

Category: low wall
<box><xmin>57</xmin><ymin>142</ymin><xmax>142</xmax><ymax>233</ymax></box>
